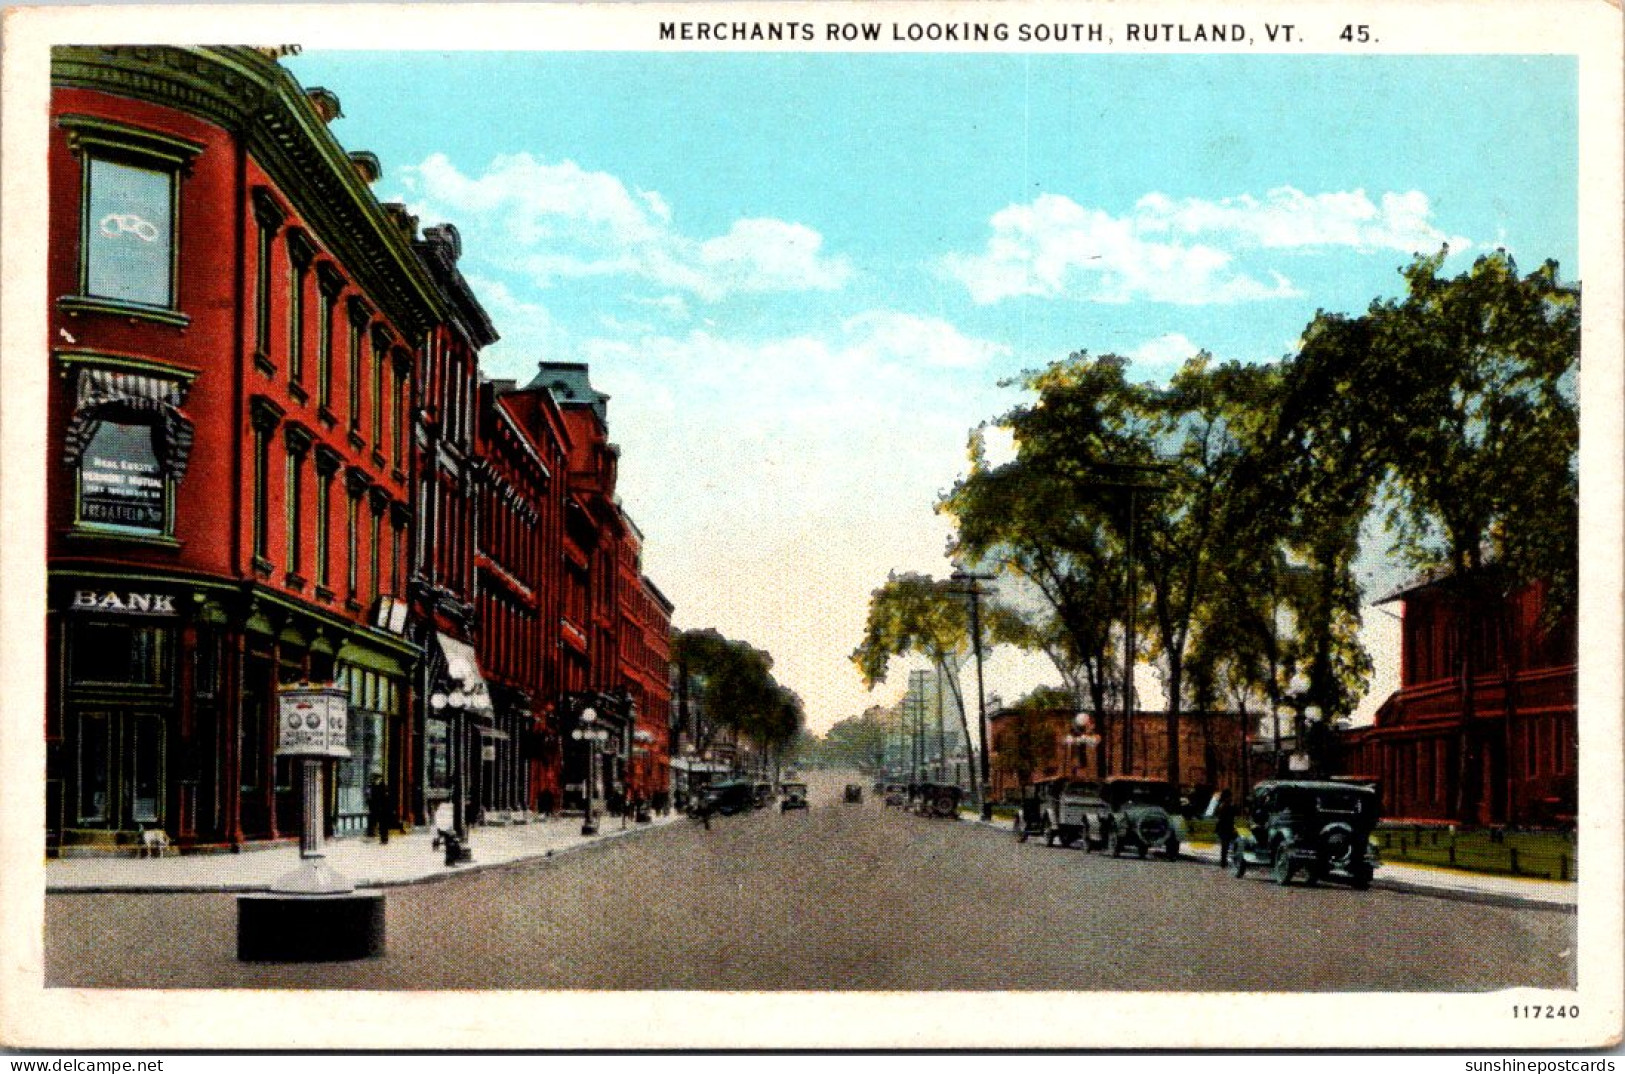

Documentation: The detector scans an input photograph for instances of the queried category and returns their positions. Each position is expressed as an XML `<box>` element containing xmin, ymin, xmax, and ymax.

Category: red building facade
<box><xmin>47</xmin><ymin>47</ymin><xmax>431</xmax><ymax>850</ymax></box>
<box><xmin>988</xmin><ymin>705</ymin><xmax>1247</xmax><ymax>804</ymax></box>
<box><xmin>1339</xmin><ymin>577</ymin><xmax>1577</xmax><ymax>827</ymax></box>
<box><xmin>44</xmin><ymin>47</ymin><xmax>677</xmax><ymax>853</ymax></box>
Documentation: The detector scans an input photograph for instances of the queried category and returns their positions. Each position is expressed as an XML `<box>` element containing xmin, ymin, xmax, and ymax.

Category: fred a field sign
<box><xmin>277</xmin><ymin>684</ymin><xmax>351</xmax><ymax>758</ymax></box>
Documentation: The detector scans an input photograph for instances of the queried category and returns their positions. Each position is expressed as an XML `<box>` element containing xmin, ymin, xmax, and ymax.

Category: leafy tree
<box><xmin>942</xmin><ymin>418</ymin><xmax>1124</xmax><ymax>777</ymax></box>
<box><xmin>672</xmin><ymin>627</ymin><xmax>804</xmax><ymax>756</ymax></box>
<box><xmin>822</xmin><ymin>705</ymin><xmax>893</xmax><ymax>771</ymax></box>
<box><xmin>851</xmin><ymin>572</ymin><xmax>983</xmax><ymax>804</ymax></box>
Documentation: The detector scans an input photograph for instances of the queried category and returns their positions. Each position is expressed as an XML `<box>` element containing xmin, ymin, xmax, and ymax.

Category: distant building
<box><xmin>988</xmin><ymin>704</ymin><xmax>1248</xmax><ymax>804</ymax></box>
<box><xmin>1339</xmin><ymin>576</ymin><xmax>1576</xmax><ymax>827</ymax></box>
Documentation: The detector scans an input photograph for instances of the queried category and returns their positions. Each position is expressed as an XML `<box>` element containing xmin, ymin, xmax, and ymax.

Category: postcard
<box><xmin>1</xmin><ymin>0</ymin><xmax>1620</xmax><ymax>1053</ymax></box>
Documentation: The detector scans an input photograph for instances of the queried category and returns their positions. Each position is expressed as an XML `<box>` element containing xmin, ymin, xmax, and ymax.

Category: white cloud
<box><xmin>945</xmin><ymin>186</ymin><xmax>1470</xmax><ymax>307</ymax></box>
<box><xmin>1134</xmin><ymin>186</ymin><xmax>1470</xmax><ymax>253</ymax></box>
<box><xmin>398</xmin><ymin>152</ymin><xmax>851</xmax><ymax>301</ymax></box>
<box><xmin>1128</xmin><ymin>332</ymin><xmax>1202</xmax><ymax>366</ymax></box>
<box><xmin>943</xmin><ymin>193</ymin><xmax>1300</xmax><ymax>306</ymax></box>
<box><xmin>840</xmin><ymin>310</ymin><xmax>1010</xmax><ymax>369</ymax></box>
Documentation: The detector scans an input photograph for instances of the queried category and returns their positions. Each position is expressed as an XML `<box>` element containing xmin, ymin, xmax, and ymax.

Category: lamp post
<box><xmin>572</xmin><ymin>707</ymin><xmax>608</xmax><ymax>836</ymax></box>
<box><xmin>429</xmin><ymin>684</ymin><xmax>484</xmax><ymax>853</ymax></box>
<box><xmin>950</xmin><ymin>569</ymin><xmax>995</xmax><ymax>821</ymax></box>
<box><xmin>632</xmin><ymin>728</ymin><xmax>656</xmax><ymax>822</ymax></box>
<box><xmin>1063</xmin><ymin>713</ymin><xmax>1102</xmax><ymax>778</ymax></box>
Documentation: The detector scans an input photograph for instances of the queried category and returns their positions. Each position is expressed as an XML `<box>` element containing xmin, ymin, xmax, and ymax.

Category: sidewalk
<box><xmin>963</xmin><ymin>814</ymin><xmax>1576</xmax><ymax>912</ymax></box>
<box><xmin>46</xmin><ymin>812</ymin><xmax>684</xmax><ymax>894</ymax></box>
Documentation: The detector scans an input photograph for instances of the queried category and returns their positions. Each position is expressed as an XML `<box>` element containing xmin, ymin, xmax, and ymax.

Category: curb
<box><xmin>962</xmin><ymin>812</ymin><xmax>1574</xmax><ymax>913</ymax></box>
<box><xmin>45</xmin><ymin>816</ymin><xmax>676</xmax><ymax>896</ymax></box>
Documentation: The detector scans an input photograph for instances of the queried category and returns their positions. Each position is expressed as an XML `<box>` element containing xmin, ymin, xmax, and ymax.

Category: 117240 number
<box><xmin>1513</xmin><ymin>1005</ymin><xmax>1579</xmax><ymax>1018</ymax></box>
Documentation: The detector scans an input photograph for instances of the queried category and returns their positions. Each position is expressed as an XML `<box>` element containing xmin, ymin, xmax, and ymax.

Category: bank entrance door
<box><xmin>74</xmin><ymin>709</ymin><xmax>166</xmax><ymax>833</ymax></box>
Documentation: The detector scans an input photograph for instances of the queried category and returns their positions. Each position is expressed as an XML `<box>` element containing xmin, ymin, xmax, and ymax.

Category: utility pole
<box><xmin>950</xmin><ymin>569</ymin><xmax>996</xmax><ymax>821</ymax></box>
<box><xmin>1071</xmin><ymin>461</ymin><xmax>1168</xmax><ymax>778</ymax></box>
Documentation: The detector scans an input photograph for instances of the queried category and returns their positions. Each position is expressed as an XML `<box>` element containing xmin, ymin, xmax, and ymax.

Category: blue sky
<box><xmin>285</xmin><ymin>50</ymin><xmax>1577</xmax><ymax>732</ymax></box>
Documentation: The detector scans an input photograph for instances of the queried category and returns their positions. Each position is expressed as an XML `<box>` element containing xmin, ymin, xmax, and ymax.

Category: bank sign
<box><xmin>277</xmin><ymin>685</ymin><xmax>351</xmax><ymax>759</ymax></box>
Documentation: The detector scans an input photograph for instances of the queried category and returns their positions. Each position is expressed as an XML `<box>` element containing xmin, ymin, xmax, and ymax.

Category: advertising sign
<box><xmin>277</xmin><ymin>684</ymin><xmax>351</xmax><ymax>758</ymax></box>
<box><xmin>80</xmin><ymin>422</ymin><xmax>165</xmax><ymax>530</ymax></box>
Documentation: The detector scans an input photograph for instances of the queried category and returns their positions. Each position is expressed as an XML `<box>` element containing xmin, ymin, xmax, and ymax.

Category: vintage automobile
<box><xmin>780</xmin><ymin>781</ymin><xmax>809</xmax><ymax>812</ymax></box>
<box><xmin>1039</xmin><ymin>778</ymin><xmax>1111</xmax><ymax>849</ymax></box>
<box><xmin>843</xmin><ymin>783</ymin><xmax>864</xmax><ymax>804</ymax></box>
<box><xmin>883</xmin><ymin>783</ymin><xmax>909</xmax><ymax>808</ymax></box>
<box><xmin>1231</xmin><ymin>779</ymin><xmax>1381</xmax><ymax>888</ymax></box>
<box><xmin>699</xmin><ymin>779</ymin><xmax>756</xmax><ymax>817</ymax></box>
<box><xmin>753</xmin><ymin>781</ymin><xmax>776</xmax><ymax>809</ymax></box>
<box><xmin>1099</xmin><ymin>776</ymin><xmax>1183</xmax><ymax>859</ymax></box>
<box><xmin>917</xmin><ymin>782</ymin><xmax>962</xmax><ymax>819</ymax></box>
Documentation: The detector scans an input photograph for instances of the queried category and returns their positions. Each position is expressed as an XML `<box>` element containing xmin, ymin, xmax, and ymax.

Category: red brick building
<box><xmin>1339</xmin><ymin>576</ymin><xmax>1577</xmax><ymax>827</ymax></box>
<box><xmin>44</xmin><ymin>47</ymin><xmax>677</xmax><ymax>853</ymax></box>
<box><xmin>988</xmin><ymin>704</ymin><xmax>1247</xmax><ymax>804</ymax></box>
<box><xmin>47</xmin><ymin>47</ymin><xmax>430</xmax><ymax>850</ymax></box>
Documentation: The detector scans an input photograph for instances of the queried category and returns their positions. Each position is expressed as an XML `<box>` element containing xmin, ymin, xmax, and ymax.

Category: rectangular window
<box><xmin>284</xmin><ymin>448</ymin><xmax>304</xmax><ymax>578</ymax></box>
<box><xmin>254</xmin><ymin>220</ymin><xmax>274</xmax><ymax>365</ymax></box>
<box><xmin>252</xmin><ymin>426</ymin><xmax>270</xmax><ymax>561</ymax></box>
<box><xmin>349</xmin><ymin>315</ymin><xmax>365</xmax><ymax>432</ymax></box>
<box><xmin>316</xmin><ymin>281</ymin><xmax>335</xmax><ymax>410</ymax></box>
<box><xmin>391</xmin><ymin>364</ymin><xmax>405</xmax><ymax>469</ymax></box>
<box><xmin>77</xmin><ymin>420</ymin><xmax>168</xmax><ymax>535</ymax></box>
<box><xmin>316</xmin><ymin>471</ymin><xmax>331</xmax><ymax>589</ymax></box>
<box><xmin>70</xmin><ymin>622</ymin><xmax>168</xmax><ymax>686</ymax></box>
<box><xmin>371</xmin><ymin>336</ymin><xmax>385</xmax><ymax>454</ymax></box>
<box><xmin>370</xmin><ymin>504</ymin><xmax>382</xmax><ymax>603</ymax></box>
<box><xmin>346</xmin><ymin>492</ymin><xmax>360</xmax><ymax>598</ymax></box>
<box><xmin>85</xmin><ymin>158</ymin><xmax>174</xmax><ymax>308</ymax></box>
<box><xmin>241</xmin><ymin>647</ymin><xmax>270</xmax><ymax>792</ymax></box>
<box><xmin>392</xmin><ymin>520</ymin><xmax>403</xmax><ymax>595</ymax></box>
<box><xmin>288</xmin><ymin>262</ymin><xmax>307</xmax><ymax>387</ymax></box>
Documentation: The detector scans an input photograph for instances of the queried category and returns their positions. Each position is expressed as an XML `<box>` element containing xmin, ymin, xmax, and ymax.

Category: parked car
<box><xmin>1038</xmin><ymin>778</ymin><xmax>1111</xmax><ymax>849</ymax></box>
<box><xmin>917</xmin><ymin>782</ymin><xmax>961</xmax><ymax>819</ymax></box>
<box><xmin>843</xmin><ymin>783</ymin><xmax>864</xmax><ymax>804</ymax></box>
<box><xmin>780</xmin><ymin>782</ymin><xmax>809</xmax><ymax>812</ymax></box>
<box><xmin>884</xmin><ymin>784</ymin><xmax>908</xmax><ymax>808</ymax></box>
<box><xmin>753</xmin><ymin>781</ymin><xmax>776</xmax><ymax>808</ymax></box>
<box><xmin>1231</xmin><ymin>780</ymin><xmax>1381</xmax><ymax>888</ymax></box>
<box><xmin>1100</xmin><ymin>776</ymin><xmax>1183</xmax><ymax>859</ymax></box>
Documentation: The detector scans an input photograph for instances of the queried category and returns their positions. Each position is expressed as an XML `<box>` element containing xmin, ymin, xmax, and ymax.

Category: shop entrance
<box><xmin>73</xmin><ymin>708</ymin><xmax>166</xmax><ymax>835</ymax></box>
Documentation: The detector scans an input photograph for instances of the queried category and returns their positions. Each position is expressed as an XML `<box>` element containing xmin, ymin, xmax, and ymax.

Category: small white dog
<box><xmin>137</xmin><ymin>826</ymin><xmax>170</xmax><ymax>858</ymax></box>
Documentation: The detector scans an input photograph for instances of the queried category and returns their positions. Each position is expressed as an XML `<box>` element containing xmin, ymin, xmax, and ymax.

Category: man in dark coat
<box><xmin>368</xmin><ymin>777</ymin><xmax>393</xmax><ymax>845</ymax></box>
<box><xmin>1215</xmin><ymin>789</ymin><xmax>1237</xmax><ymax>867</ymax></box>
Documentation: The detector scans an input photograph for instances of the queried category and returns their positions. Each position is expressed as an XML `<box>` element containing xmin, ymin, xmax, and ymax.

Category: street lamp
<box><xmin>631</xmin><ymin>728</ymin><xmax>656</xmax><ymax>822</ymax></box>
<box><xmin>430</xmin><ymin>684</ymin><xmax>485</xmax><ymax>857</ymax></box>
<box><xmin>572</xmin><ymin>707</ymin><xmax>608</xmax><ymax>836</ymax></box>
<box><xmin>1063</xmin><ymin>712</ymin><xmax>1102</xmax><ymax>778</ymax></box>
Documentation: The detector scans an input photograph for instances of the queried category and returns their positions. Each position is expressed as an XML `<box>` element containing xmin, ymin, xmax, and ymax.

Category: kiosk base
<box><xmin>236</xmin><ymin>891</ymin><xmax>386</xmax><ymax>962</ymax></box>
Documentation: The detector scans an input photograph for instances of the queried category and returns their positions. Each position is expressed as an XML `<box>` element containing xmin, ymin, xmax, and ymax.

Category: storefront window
<box><xmin>77</xmin><ymin>712</ymin><xmax>109</xmax><ymax>823</ymax></box>
<box><xmin>77</xmin><ymin>421</ymin><xmax>167</xmax><ymax>534</ymax></box>
<box><xmin>333</xmin><ymin>664</ymin><xmax>394</xmax><ymax>833</ymax></box>
<box><xmin>70</xmin><ymin>621</ymin><xmax>167</xmax><ymax>685</ymax></box>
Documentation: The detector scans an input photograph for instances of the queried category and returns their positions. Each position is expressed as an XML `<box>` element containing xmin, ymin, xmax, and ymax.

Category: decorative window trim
<box><xmin>62</xmin><ymin>116</ymin><xmax>202</xmax><ymax>325</ymax></box>
<box><xmin>60</xmin><ymin>355</ymin><xmax>196</xmax><ymax>542</ymax></box>
<box><xmin>315</xmin><ymin>262</ymin><xmax>345</xmax><ymax>416</ymax></box>
<box><xmin>286</xmin><ymin>229</ymin><xmax>317</xmax><ymax>395</ymax></box>
<box><xmin>251</xmin><ymin>188</ymin><xmax>285</xmax><ymax>375</ymax></box>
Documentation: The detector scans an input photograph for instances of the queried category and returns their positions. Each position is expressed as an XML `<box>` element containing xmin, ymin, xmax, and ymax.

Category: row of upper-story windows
<box><xmin>251</xmin><ymin>187</ymin><xmax>409</xmax><ymax>474</ymax></box>
<box><xmin>249</xmin><ymin>397</ymin><xmax>405</xmax><ymax>611</ymax></box>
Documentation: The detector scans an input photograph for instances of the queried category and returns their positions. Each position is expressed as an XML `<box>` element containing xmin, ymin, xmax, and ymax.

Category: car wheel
<box><xmin>1272</xmin><ymin>844</ymin><xmax>1295</xmax><ymax>886</ymax></box>
<box><xmin>1107</xmin><ymin>828</ymin><xmax>1121</xmax><ymax>858</ymax></box>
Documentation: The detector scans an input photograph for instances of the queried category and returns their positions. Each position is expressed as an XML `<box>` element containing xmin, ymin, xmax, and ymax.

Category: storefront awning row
<box><xmin>434</xmin><ymin>631</ymin><xmax>495</xmax><ymax>719</ymax></box>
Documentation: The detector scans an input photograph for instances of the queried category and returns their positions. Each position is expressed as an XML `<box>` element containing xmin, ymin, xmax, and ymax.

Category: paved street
<box><xmin>45</xmin><ymin>772</ymin><xmax>1574</xmax><ymax>991</ymax></box>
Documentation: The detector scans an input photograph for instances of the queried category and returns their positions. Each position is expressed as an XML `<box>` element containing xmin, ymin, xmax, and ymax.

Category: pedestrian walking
<box><xmin>1214</xmin><ymin>789</ymin><xmax>1237</xmax><ymax>867</ymax></box>
<box><xmin>368</xmin><ymin>776</ymin><xmax>394</xmax><ymax>845</ymax></box>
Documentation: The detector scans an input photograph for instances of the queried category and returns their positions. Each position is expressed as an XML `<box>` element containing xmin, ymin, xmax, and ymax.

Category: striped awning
<box><xmin>62</xmin><ymin>367</ymin><xmax>194</xmax><ymax>478</ymax></box>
